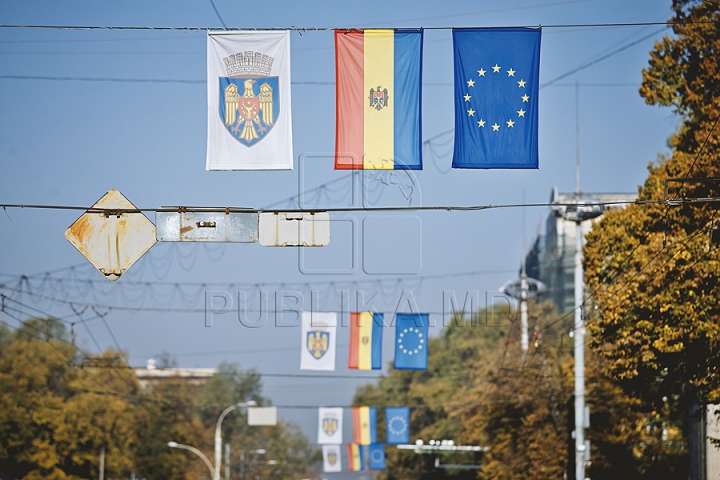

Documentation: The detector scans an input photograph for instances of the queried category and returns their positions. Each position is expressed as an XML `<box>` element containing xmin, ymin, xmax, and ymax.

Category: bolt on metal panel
<box><xmin>259</xmin><ymin>212</ymin><xmax>330</xmax><ymax>247</ymax></box>
<box><xmin>64</xmin><ymin>190</ymin><xmax>156</xmax><ymax>281</ymax></box>
<box><xmin>155</xmin><ymin>211</ymin><xmax>258</xmax><ymax>243</ymax></box>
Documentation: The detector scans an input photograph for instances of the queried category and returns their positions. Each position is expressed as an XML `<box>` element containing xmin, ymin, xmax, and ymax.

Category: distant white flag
<box><xmin>323</xmin><ymin>445</ymin><xmax>342</xmax><ymax>473</ymax></box>
<box><xmin>318</xmin><ymin>407</ymin><xmax>343</xmax><ymax>444</ymax></box>
<box><xmin>300</xmin><ymin>312</ymin><xmax>337</xmax><ymax>371</ymax></box>
<box><xmin>206</xmin><ymin>30</ymin><xmax>293</xmax><ymax>170</ymax></box>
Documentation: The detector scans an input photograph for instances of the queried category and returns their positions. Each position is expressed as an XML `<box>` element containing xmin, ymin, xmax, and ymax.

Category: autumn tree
<box><xmin>583</xmin><ymin>0</ymin><xmax>720</xmax><ymax>410</ymax></box>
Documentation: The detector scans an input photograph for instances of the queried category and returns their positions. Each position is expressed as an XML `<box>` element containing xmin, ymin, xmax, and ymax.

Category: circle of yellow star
<box><xmin>477</xmin><ymin>68</ymin><xmax>486</xmax><ymax>77</ymax></box>
<box><xmin>517</xmin><ymin>109</ymin><xmax>526</xmax><ymax>117</ymax></box>
<box><xmin>467</xmin><ymin>108</ymin><xmax>475</xmax><ymax>116</ymax></box>
<box><xmin>518</xmin><ymin>79</ymin><xmax>527</xmax><ymax>88</ymax></box>
<box><xmin>467</xmin><ymin>79</ymin><xmax>475</xmax><ymax>87</ymax></box>
<box><xmin>492</xmin><ymin>123</ymin><xmax>500</xmax><ymax>131</ymax></box>
<box><xmin>477</xmin><ymin>119</ymin><xmax>486</xmax><ymax>127</ymax></box>
<box><xmin>492</xmin><ymin>64</ymin><xmax>501</xmax><ymax>73</ymax></box>
<box><xmin>506</xmin><ymin>119</ymin><xmax>515</xmax><ymax>128</ymax></box>
<box><xmin>507</xmin><ymin>68</ymin><xmax>516</xmax><ymax>77</ymax></box>
<box><xmin>463</xmin><ymin>93</ymin><xmax>471</xmax><ymax>102</ymax></box>
<box><xmin>521</xmin><ymin>94</ymin><xmax>529</xmax><ymax>102</ymax></box>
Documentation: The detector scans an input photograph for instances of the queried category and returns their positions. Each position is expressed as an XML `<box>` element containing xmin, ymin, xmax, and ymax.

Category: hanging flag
<box><xmin>300</xmin><ymin>312</ymin><xmax>337</xmax><ymax>371</ymax></box>
<box><xmin>347</xmin><ymin>444</ymin><xmax>366</xmax><ymax>471</ymax></box>
<box><xmin>369</xmin><ymin>443</ymin><xmax>386</xmax><ymax>470</ymax></box>
<box><xmin>352</xmin><ymin>406</ymin><xmax>377</xmax><ymax>445</ymax></box>
<box><xmin>394</xmin><ymin>313</ymin><xmax>429</xmax><ymax>370</ymax></box>
<box><xmin>207</xmin><ymin>30</ymin><xmax>293</xmax><ymax>170</ymax></box>
<box><xmin>385</xmin><ymin>406</ymin><xmax>410</xmax><ymax>444</ymax></box>
<box><xmin>335</xmin><ymin>29</ymin><xmax>423</xmax><ymax>170</ymax></box>
<box><xmin>322</xmin><ymin>445</ymin><xmax>342</xmax><ymax>473</ymax></box>
<box><xmin>452</xmin><ymin>27</ymin><xmax>541</xmax><ymax>169</ymax></box>
<box><xmin>318</xmin><ymin>407</ymin><xmax>344</xmax><ymax>444</ymax></box>
<box><xmin>348</xmin><ymin>312</ymin><xmax>383</xmax><ymax>370</ymax></box>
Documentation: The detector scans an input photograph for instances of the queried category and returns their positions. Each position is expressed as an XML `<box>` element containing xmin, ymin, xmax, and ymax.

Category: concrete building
<box><xmin>134</xmin><ymin>358</ymin><xmax>217</xmax><ymax>388</ymax></box>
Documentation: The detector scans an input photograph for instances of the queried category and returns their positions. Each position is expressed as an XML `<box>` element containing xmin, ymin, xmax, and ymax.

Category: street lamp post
<box><xmin>214</xmin><ymin>400</ymin><xmax>257</xmax><ymax>480</ymax></box>
<box><xmin>168</xmin><ymin>442</ymin><xmax>214</xmax><ymax>479</ymax></box>
<box><xmin>551</xmin><ymin>193</ymin><xmax>604</xmax><ymax>480</ymax></box>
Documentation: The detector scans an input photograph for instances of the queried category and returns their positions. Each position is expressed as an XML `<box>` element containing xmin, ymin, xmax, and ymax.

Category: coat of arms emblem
<box><xmin>369</xmin><ymin>86</ymin><xmax>389</xmax><ymax>110</ymax></box>
<box><xmin>323</xmin><ymin>417</ymin><xmax>338</xmax><ymax>437</ymax></box>
<box><xmin>307</xmin><ymin>331</ymin><xmax>330</xmax><ymax>359</ymax></box>
<box><xmin>328</xmin><ymin>452</ymin><xmax>338</xmax><ymax>465</ymax></box>
<box><xmin>219</xmin><ymin>51</ymin><xmax>279</xmax><ymax>147</ymax></box>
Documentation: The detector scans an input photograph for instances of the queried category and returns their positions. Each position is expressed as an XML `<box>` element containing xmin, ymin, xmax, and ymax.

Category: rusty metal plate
<box><xmin>259</xmin><ymin>212</ymin><xmax>330</xmax><ymax>247</ymax></box>
<box><xmin>155</xmin><ymin>211</ymin><xmax>258</xmax><ymax>243</ymax></box>
<box><xmin>65</xmin><ymin>190</ymin><xmax>156</xmax><ymax>282</ymax></box>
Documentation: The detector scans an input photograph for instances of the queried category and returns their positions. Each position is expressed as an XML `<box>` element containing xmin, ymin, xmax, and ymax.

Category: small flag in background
<box><xmin>369</xmin><ymin>443</ymin><xmax>387</xmax><ymax>470</ymax></box>
<box><xmin>349</xmin><ymin>312</ymin><xmax>383</xmax><ymax>370</ymax></box>
<box><xmin>385</xmin><ymin>406</ymin><xmax>410</xmax><ymax>444</ymax></box>
<box><xmin>347</xmin><ymin>444</ymin><xmax>366</xmax><ymax>471</ymax></box>
<box><xmin>318</xmin><ymin>407</ymin><xmax>343</xmax><ymax>444</ymax></box>
<box><xmin>352</xmin><ymin>406</ymin><xmax>377</xmax><ymax>445</ymax></box>
<box><xmin>300</xmin><ymin>312</ymin><xmax>337</xmax><ymax>371</ymax></box>
<box><xmin>206</xmin><ymin>30</ymin><xmax>293</xmax><ymax>170</ymax></box>
<box><xmin>323</xmin><ymin>445</ymin><xmax>342</xmax><ymax>473</ymax></box>
<box><xmin>452</xmin><ymin>27</ymin><xmax>541</xmax><ymax>169</ymax></box>
<box><xmin>394</xmin><ymin>313</ymin><xmax>429</xmax><ymax>370</ymax></box>
<box><xmin>335</xmin><ymin>29</ymin><xmax>423</xmax><ymax>170</ymax></box>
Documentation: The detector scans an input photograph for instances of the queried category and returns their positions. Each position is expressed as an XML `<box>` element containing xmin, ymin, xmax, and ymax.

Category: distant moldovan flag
<box><xmin>394</xmin><ymin>313</ymin><xmax>429</xmax><ymax>370</ymax></box>
<box><xmin>369</xmin><ymin>443</ymin><xmax>386</xmax><ymax>470</ymax></box>
<box><xmin>322</xmin><ymin>445</ymin><xmax>342</xmax><ymax>473</ymax></box>
<box><xmin>207</xmin><ymin>30</ymin><xmax>293</xmax><ymax>170</ymax></box>
<box><xmin>347</xmin><ymin>444</ymin><xmax>366</xmax><ymax>471</ymax></box>
<box><xmin>348</xmin><ymin>312</ymin><xmax>383</xmax><ymax>370</ymax></box>
<box><xmin>385</xmin><ymin>406</ymin><xmax>410</xmax><ymax>444</ymax></box>
<box><xmin>318</xmin><ymin>407</ymin><xmax>343</xmax><ymax>444</ymax></box>
<box><xmin>452</xmin><ymin>27</ymin><xmax>541</xmax><ymax>169</ymax></box>
<box><xmin>335</xmin><ymin>29</ymin><xmax>423</xmax><ymax>170</ymax></box>
<box><xmin>352</xmin><ymin>406</ymin><xmax>377</xmax><ymax>445</ymax></box>
<box><xmin>300</xmin><ymin>312</ymin><xmax>337</xmax><ymax>371</ymax></box>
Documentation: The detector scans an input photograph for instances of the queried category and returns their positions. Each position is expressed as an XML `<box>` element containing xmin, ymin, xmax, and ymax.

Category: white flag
<box><xmin>206</xmin><ymin>30</ymin><xmax>293</xmax><ymax>170</ymax></box>
<box><xmin>318</xmin><ymin>407</ymin><xmax>343</xmax><ymax>444</ymax></box>
<box><xmin>322</xmin><ymin>445</ymin><xmax>342</xmax><ymax>473</ymax></box>
<box><xmin>300</xmin><ymin>312</ymin><xmax>337</xmax><ymax>371</ymax></box>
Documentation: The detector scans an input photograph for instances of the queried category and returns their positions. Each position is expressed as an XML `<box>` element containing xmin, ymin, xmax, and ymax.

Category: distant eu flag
<box><xmin>394</xmin><ymin>313</ymin><xmax>428</xmax><ymax>370</ymax></box>
<box><xmin>452</xmin><ymin>27</ymin><xmax>541</xmax><ymax>169</ymax></box>
<box><xmin>385</xmin><ymin>407</ymin><xmax>410</xmax><ymax>444</ymax></box>
<box><xmin>369</xmin><ymin>443</ymin><xmax>386</xmax><ymax>470</ymax></box>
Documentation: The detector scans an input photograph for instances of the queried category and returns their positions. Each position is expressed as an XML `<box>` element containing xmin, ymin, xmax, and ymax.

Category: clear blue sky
<box><xmin>0</xmin><ymin>0</ymin><xmax>677</xmax><ymax>477</ymax></box>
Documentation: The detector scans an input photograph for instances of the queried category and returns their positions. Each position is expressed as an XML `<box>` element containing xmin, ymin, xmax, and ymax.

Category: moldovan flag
<box><xmin>347</xmin><ymin>444</ymin><xmax>366</xmax><ymax>471</ymax></box>
<box><xmin>322</xmin><ymin>445</ymin><xmax>342</xmax><ymax>473</ymax></box>
<box><xmin>318</xmin><ymin>407</ymin><xmax>343</xmax><ymax>444</ymax></box>
<box><xmin>385</xmin><ymin>406</ymin><xmax>410</xmax><ymax>444</ymax></box>
<box><xmin>335</xmin><ymin>29</ymin><xmax>423</xmax><ymax>170</ymax></box>
<box><xmin>452</xmin><ymin>27</ymin><xmax>541</xmax><ymax>169</ymax></box>
<box><xmin>300</xmin><ymin>312</ymin><xmax>337</xmax><ymax>371</ymax></box>
<box><xmin>207</xmin><ymin>30</ymin><xmax>293</xmax><ymax>170</ymax></box>
<box><xmin>394</xmin><ymin>313</ymin><xmax>429</xmax><ymax>370</ymax></box>
<box><xmin>348</xmin><ymin>312</ymin><xmax>383</xmax><ymax>370</ymax></box>
<box><xmin>352</xmin><ymin>406</ymin><xmax>377</xmax><ymax>445</ymax></box>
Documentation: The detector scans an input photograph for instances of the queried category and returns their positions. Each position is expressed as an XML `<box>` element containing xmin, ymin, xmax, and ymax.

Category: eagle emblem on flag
<box><xmin>323</xmin><ymin>417</ymin><xmax>339</xmax><ymax>436</ymax></box>
<box><xmin>219</xmin><ymin>51</ymin><xmax>280</xmax><ymax>147</ymax></box>
<box><xmin>328</xmin><ymin>452</ymin><xmax>338</xmax><ymax>465</ymax></box>
<box><xmin>307</xmin><ymin>331</ymin><xmax>330</xmax><ymax>359</ymax></box>
<box><xmin>369</xmin><ymin>86</ymin><xmax>389</xmax><ymax>110</ymax></box>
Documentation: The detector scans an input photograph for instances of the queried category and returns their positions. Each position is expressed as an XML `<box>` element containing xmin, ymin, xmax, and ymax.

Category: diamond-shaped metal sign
<box><xmin>65</xmin><ymin>190</ymin><xmax>156</xmax><ymax>281</ymax></box>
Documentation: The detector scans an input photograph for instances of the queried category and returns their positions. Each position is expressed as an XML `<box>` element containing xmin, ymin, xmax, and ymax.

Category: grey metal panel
<box><xmin>156</xmin><ymin>211</ymin><xmax>258</xmax><ymax>243</ymax></box>
<box><xmin>258</xmin><ymin>212</ymin><xmax>330</xmax><ymax>247</ymax></box>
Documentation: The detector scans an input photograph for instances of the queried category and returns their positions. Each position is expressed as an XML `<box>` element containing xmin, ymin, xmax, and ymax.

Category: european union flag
<box><xmin>385</xmin><ymin>407</ymin><xmax>410</xmax><ymax>444</ymax></box>
<box><xmin>369</xmin><ymin>443</ymin><xmax>386</xmax><ymax>470</ymax></box>
<box><xmin>452</xmin><ymin>27</ymin><xmax>541</xmax><ymax>169</ymax></box>
<box><xmin>394</xmin><ymin>313</ymin><xmax>429</xmax><ymax>370</ymax></box>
